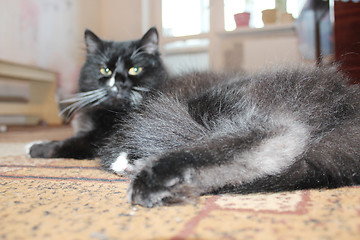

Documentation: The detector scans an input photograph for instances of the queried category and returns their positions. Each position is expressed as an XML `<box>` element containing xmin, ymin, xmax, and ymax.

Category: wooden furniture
<box><xmin>297</xmin><ymin>0</ymin><xmax>360</xmax><ymax>84</ymax></box>
<box><xmin>334</xmin><ymin>0</ymin><xmax>360</xmax><ymax>84</ymax></box>
<box><xmin>0</xmin><ymin>60</ymin><xmax>62</xmax><ymax>125</ymax></box>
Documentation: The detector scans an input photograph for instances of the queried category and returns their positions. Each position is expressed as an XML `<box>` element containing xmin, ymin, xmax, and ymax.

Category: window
<box><xmin>224</xmin><ymin>0</ymin><xmax>275</xmax><ymax>30</ymax></box>
<box><xmin>224</xmin><ymin>0</ymin><xmax>307</xmax><ymax>31</ymax></box>
<box><xmin>286</xmin><ymin>0</ymin><xmax>307</xmax><ymax>18</ymax></box>
<box><xmin>158</xmin><ymin>0</ymin><xmax>307</xmax><ymax>73</ymax></box>
<box><xmin>224</xmin><ymin>0</ymin><xmax>246</xmax><ymax>31</ymax></box>
<box><xmin>162</xmin><ymin>0</ymin><xmax>210</xmax><ymax>37</ymax></box>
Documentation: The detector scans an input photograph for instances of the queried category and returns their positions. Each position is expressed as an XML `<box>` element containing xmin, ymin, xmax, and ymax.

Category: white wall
<box><xmin>0</xmin><ymin>0</ymin><xmax>143</xmax><ymax>98</ymax></box>
<box><xmin>0</xmin><ymin>0</ymin><xmax>302</xmax><ymax>98</ymax></box>
<box><xmin>100</xmin><ymin>0</ymin><xmax>143</xmax><ymax>41</ymax></box>
<box><xmin>219</xmin><ymin>25</ymin><xmax>301</xmax><ymax>73</ymax></box>
<box><xmin>163</xmin><ymin>53</ymin><xmax>209</xmax><ymax>74</ymax></box>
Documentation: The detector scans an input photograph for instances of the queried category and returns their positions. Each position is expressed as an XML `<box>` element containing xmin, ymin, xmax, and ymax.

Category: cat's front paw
<box><xmin>109</xmin><ymin>152</ymin><xmax>135</xmax><ymax>176</ymax></box>
<box><xmin>26</xmin><ymin>141</ymin><xmax>60</xmax><ymax>158</ymax></box>
<box><xmin>128</xmin><ymin>155</ymin><xmax>198</xmax><ymax>207</ymax></box>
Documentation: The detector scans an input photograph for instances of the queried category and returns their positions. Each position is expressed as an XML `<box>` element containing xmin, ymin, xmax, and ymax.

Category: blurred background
<box><xmin>0</xmin><ymin>0</ymin><xmax>359</xmax><ymax>126</ymax></box>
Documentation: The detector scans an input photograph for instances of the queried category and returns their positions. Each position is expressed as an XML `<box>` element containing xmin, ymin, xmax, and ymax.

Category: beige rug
<box><xmin>0</xmin><ymin>126</ymin><xmax>359</xmax><ymax>239</ymax></box>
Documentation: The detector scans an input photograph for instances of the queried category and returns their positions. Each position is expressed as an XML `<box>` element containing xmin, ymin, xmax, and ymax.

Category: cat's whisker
<box><xmin>131</xmin><ymin>46</ymin><xmax>148</xmax><ymax>59</ymax></box>
<box><xmin>73</xmin><ymin>93</ymin><xmax>107</xmax><ymax>103</ymax></box>
<box><xmin>75</xmin><ymin>89</ymin><xmax>106</xmax><ymax>98</ymax></box>
<box><xmin>61</xmin><ymin>99</ymin><xmax>92</xmax><ymax>118</ymax></box>
<box><xmin>93</xmin><ymin>96</ymin><xmax>108</xmax><ymax>106</ymax></box>
<box><xmin>62</xmin><ymin>99</ymin><xmax>101</xmax><ymax>118</ymax></box>
<box><xmin>60</xmin><ymin>89</ymin><xmax>107</xmax><ymax>118</ymax></box>
<box><xmin>87</xmin><ymin>50</ymin><xmax>109</xmax><ymax>62</ymax></box>
<box><xmin>130</xmin><ymin>47</ymin><xmax>142</xmax><ymax>59</ymax></box>
<box><xmin>77</xmin><ymin>88</ymin><xmax>106</xmax><ymax>95</ymax></box>
<box><xmin>79</xmin><ymin>91</ymin><xmax>107</xmax><ymax>106</ymax></box>
<box><xmin>60</xmin><ymin>89</ymin><xmax>106</xmax><ymax>103</ymax></box>
<box><xmin>60</xmin><ymin>93</ymin><xmax>104</xmax><ymax>106</ymax></box>
<box><xmin>132</xmin><ymin>86</ymin><xmax>150</xmax><ymax>92</ymax></box>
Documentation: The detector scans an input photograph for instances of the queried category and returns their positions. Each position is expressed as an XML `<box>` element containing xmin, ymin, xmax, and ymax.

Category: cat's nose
<box><xmin>110</xmin><ymin>85</ymin><xmax>119</xmax><ymax>94</ymax></box>
<box><xmin>108</xmin><ymin>86</ymin><xmax>123</xmax><ymax>99</ymax></box>
<box><xmin>108</xmin><ymin>82</ymin><xmax>131</xmax><ymax>98</ymax></box>
<box><xmin>107</xmin><ymin>77</ymin><xmax>130</xmax><ymax>93</ymax></box>
<box><xmin>107</xmin><ymin>78</ymin><xmax>119</xmax><ymax>95</ymax></box>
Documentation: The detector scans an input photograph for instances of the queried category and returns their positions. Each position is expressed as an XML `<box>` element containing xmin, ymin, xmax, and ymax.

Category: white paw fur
<box><xmin>25</xmin><ymin>140</ymin><xmax>50</xmax><ymax>158</ymax></box>
<box><xmin>111</xmin><ymin>152</ymin><xmax>134</xmax><ymax>174</ymax></box>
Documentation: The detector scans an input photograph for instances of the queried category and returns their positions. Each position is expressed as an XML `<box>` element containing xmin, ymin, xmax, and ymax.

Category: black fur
<box><xmin>29</xmin><ymin>29</ymin><xmax>360</xmax><ymax>208</ymax></box>
<box><xmin>28</xmin><ymin>28</ymin><xmax>168</xmax><ymax>159</ymax></box>
<box><xmin>100</xmin><ymin>65</ymin><xmax>360</xmax><ymax>207</ymax></box>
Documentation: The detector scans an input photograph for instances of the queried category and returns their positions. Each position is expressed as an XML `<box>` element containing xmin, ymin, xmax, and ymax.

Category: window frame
<box><xmin>145</xmin><ymin>0</ymin><xmax>224</xmax><ymax>71</ymax></box>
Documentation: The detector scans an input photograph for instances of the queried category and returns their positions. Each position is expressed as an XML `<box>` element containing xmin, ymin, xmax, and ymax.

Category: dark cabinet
<box><xmin>297</xmin><ymin>0</ymin><xmax>360</xmax><ymax>83</ymax></box>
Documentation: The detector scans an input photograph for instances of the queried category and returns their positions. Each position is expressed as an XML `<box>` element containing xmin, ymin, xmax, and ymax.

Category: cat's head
<box><xmin>76</xmin><ymin>27</ymin><xmax>167</xmax><ymax>111</ymax></box>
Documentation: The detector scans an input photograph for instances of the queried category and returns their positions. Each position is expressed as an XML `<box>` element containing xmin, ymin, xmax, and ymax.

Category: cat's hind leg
<box><xmin>128</xmin><ymin>114</ymin><xmax>310</xmax><ymax>207</ymax></box>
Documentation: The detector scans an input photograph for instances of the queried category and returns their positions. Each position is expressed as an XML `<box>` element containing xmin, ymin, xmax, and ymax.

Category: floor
<box><xmin>0</xmin><ymin>126</ymin><xmax>359</xmax><ymax>240</ymax></box>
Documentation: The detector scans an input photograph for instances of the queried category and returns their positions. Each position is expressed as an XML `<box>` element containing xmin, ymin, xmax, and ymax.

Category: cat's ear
<box><xmin>84</xmin><ymin>29</ymin><xmax>102</xmax><ymax>54</ymax></box>
<box><xmin>140</xmin><ymin>27</ymin><xmax>159</xmax><ymax>55</ymax></box>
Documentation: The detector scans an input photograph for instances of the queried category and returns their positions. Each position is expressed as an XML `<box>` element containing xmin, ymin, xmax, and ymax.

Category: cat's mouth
<box><xmin>107</xmin><ymin>85</ymin><xmax>150</xmax><ymax>106</ymax></box>
<box><xmin>104</xmin><ymin>86</ymin><xmax>143</xmax><ymax>106</ymax></box>
<box><xmin>108</xmin><ymin>85</ymin><xmax>125</xmax><ymax>99</ymax></box>
<box><xmin>107</xmin><ymin>85</ymin><xmax>132</xmax><ymax>101</ymax></box>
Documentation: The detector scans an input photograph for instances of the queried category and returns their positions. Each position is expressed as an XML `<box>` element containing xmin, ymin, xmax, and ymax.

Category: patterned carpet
<box><xmin>0</xmin><ymin>126</ymin><xmax>359</xmax><ymax>240</ymax></box>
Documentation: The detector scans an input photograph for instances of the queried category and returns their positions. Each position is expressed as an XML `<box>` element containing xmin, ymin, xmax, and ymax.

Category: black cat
<box><xmin>29</xmin><ymin>28</ymin><xmax>360</xmax><ymax>208</ymax></box>
<box><xmin>28</xmin><ymin>27</ymin><xmax>168</xmax><ymax>159</ymax></box>
<box><xmin>99</xmin><ymin>65</ymin><xmax>360</xmax><ymax>207</ymax></box>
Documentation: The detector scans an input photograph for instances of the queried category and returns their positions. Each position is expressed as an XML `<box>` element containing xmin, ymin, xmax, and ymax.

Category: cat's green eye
<box><xmin>128</xmin><ymin>66</ymin><xmax>143</xmax><ymax>76</ymax></box>
<box><xmin>100</xmin><ymin>67</ymin><xmax>112</xmax><ymax>76</ymax></box>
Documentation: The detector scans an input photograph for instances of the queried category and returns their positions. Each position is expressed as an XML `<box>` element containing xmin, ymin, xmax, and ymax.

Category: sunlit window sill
<box><xmin>219</xmin><ymin>23</ymin><xmax>296</xmax><ymax>38</ymax></box>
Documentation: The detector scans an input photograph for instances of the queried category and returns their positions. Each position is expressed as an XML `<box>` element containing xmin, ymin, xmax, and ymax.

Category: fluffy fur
<box><xmin>28</xmin><ymin>28</ymin><xmax>168</xmax><ymax>159</ymax></box>
<box><xmin>100</xmin><ymin>66</ymin><xmax>360</xmax><ymax>207</ymax></box>
<box><xmin>28</xmin><ymin>28</ymin><xmax>360</xmax><ymax>208</ymax></box>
